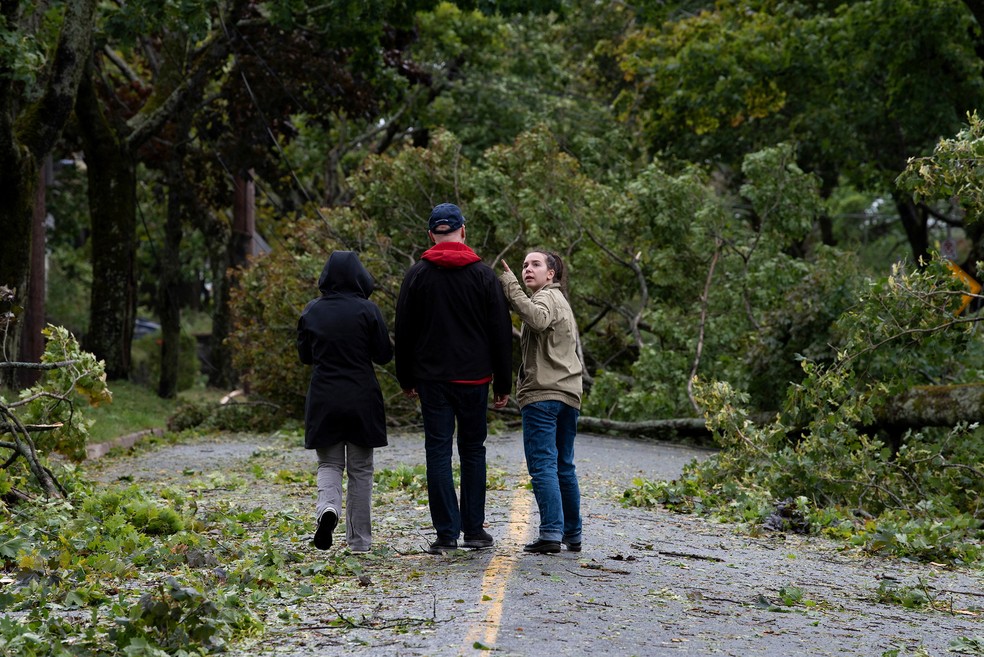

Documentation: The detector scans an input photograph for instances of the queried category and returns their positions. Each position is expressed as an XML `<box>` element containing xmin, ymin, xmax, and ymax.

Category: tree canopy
<box><xmin>0</xmin><ymin>0</ymin><xmax>982</xmax><ymax>565</ymax></box>
<box><xmin>0</xmin><ymin>6</ymin><xmax>983</xmax><ymax>656</ymax></box>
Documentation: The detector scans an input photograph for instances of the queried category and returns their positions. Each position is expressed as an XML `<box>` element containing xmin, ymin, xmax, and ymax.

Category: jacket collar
<box><xmin>421</xmin><ymin>242</ymin><xmax>482</xmax><ymax>268</ymax></box>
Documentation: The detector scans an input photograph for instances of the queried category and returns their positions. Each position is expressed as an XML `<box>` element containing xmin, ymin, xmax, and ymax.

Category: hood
<box><xmin>318</xmin><ymin>251</ymin><xmax>374</xmax><ymax>298</ymax></box>
<box><xmin>421</xmin><ymin>242</ymin><xmax>482</xmax><ymax>268</ymax></box>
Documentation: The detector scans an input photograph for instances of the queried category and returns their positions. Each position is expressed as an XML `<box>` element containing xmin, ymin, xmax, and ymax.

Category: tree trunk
<box><xmin>0</xmin><ymin>0</ymin><xmax>97</xmax><ymax>387</ymax></box>
<box><xmin>577</xmin><ymin>415</ymin><xmax>711</xmax><ymax>442</ymax></box>
<box><xmin>158</xmin><ymin>168</ymin><xmax>185</xmax><ymax>399</ymax></box>
<box><xmin>0</xmin><ymin>153</ymin><xmax>36</xmax><ymax>389</ymax></box>
<box><xmin>196</xmin><ymin>205</ymin><xmax>237</xmax><ymax>389</ymax></box>
<box><xmin>202</xmin><ymin>170</ymin><xmax>256</xmax><ymax>391</ymax></box>
<box><xmin>157</xmin><ymin>114</ymin><xmax>196</xmax><ymax>398</ymax></box>
<box><xmin>574</xmin><ymin>383</ymin><xmax>984</xmax><ymax>442</ymax></box>
<box><xmin>895</xmin><ymin>195</ymin><xmax>930</xmax><ymax>265</ymax></box>
<box><xmin>76</xmin><ymin>74</ymin><xmax>136</xmax><ymax>380</ymax></box>
<box><xmin>875</xmin><ymin>383</ymin><xmax>984</xmax><ymax>429</ymax></box>
<box><xmin>207</xmin><ymin>251</ymin><xmax>237</xmax><ymax>389</ymax></box>
<box><xmin>18</xmin><ymin>162</ymin><xmax>49</xmax><ymax>388</ymax></box>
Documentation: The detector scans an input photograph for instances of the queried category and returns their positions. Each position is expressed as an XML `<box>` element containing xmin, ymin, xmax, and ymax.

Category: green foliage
<box><xmin>624</xmin><ymin>255</ymin><xmax>984</xmax><ymax>563</ymax></box>
<box><xmin>0</xmin><ymin>2</ymin><xmax>59</xmax><ymax>88</ymax></box>
<box><xmin>2</xmin><ymin>326</ymin><xmax>111</xmax><ymax>477</ymax></box>
<box><xmin>233</xmin><ymin>120</ymin><xmax>840</xmax><ymax>425</ymax></box>
<box><xmin>948</xmin><ymin>636</ymin><xmax>984</xmax><ymax>655</ymax></box>
<box><xmin>374</xmin><ymin>464</ymin><xmax>429</xmax><ymax>502</ymax></box>
<box><xmin>110</xmin><ymin>577</ymin><xmax>255</xmax><ymax>653</ymax></box>
<box><xmin>581</xmin><ymin>143</ymin><xmax>828</xmax><ymax>419</ymax></box>
<box><xmin>44</xmin><ymin>243</ymin><xmax>92</xmax><ymax>337</ymax></box>
<box><xmin>899</xmin><ymin>111</ymin><xmax>984</xmax><ymax>221</ymax></box>
<box><xmin>745</xmin><ymin>247</ymin><xmax>862</xmax><ymax>409</ymax></box>
<box><xmin>100</xmin><ymin>0</ymin><xmax>219</xmax><ymax>47</ymax></box>
<box><xmin>226</xmin><ymin>204</ymin><xmax>392</xmax><ymax>420</ymax></box>
<box><xmin>166</xmin><ymin>401</ymin><xmax>283</xmax><ymax>434</ymax></box>
<box><xmin>0</xmin><ymin>483</ymin><xmax>263</xmax><ymax>655</ymax></box>
<box><xmin>614</xmin><ymin>0</ymin><xmax>983</xmax><ymax>194</ymax></box>
<box><xmin>875</xmin><ymin>578</ymin><xmax>934</xmax><ymax>610</ymax></box>
<box><xmin>81</xmin><ymin>485</ymin><xmax>192</xmax><ymax>536</ymax></box>
<box><xmin>414</xmin><ymin>5</ymin><xmax>637</xmax><ymax>177</ymax></box>
<box><xmin>83</xmin><ymin>380</ymin><xmax>177</xmax><ymax>444</ymax></box>
<box><xmin>130</xmin><ymin>329</ymin><xmax>200</xmax><ymax>392</ymax></box>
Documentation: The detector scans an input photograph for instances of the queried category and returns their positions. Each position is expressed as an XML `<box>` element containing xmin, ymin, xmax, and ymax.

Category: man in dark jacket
<box><xmin>395</xmin><ymin>203</ymin><xmax>512</xmax><ymax>554</ymax></box>
<box><xmin>298</xmin><ymin>251</ymin><xmax>392</xmax><ymax>553</ymax></box>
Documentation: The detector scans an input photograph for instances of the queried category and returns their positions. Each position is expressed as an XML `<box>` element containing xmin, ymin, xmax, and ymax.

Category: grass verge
<box><xmin>85</xmin><ymin>381</ymin><xmax>229</xmax><ymax>443</ymax></box>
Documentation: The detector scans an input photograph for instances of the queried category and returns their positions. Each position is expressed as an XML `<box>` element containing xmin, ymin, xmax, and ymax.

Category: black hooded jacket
<box><xmin>395</xmin><ymin>242</ymin><xmax>512</xmax><ymax>395</ymax></box>
<box><xmin>297</xmin><ymin>251</ymin><xmax>393</xmax><ymax>449</ymax></box>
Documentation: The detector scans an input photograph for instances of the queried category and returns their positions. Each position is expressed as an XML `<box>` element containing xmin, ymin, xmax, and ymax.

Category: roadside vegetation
<box><xmin>0</xmin><ymin>431</ymin><xmax>439</xmax><ymax>656</ymax></box>
<box><xmin>3</xmin><ymin>1</ymin><xmax>984</xmax><ymax>653</ymax></box>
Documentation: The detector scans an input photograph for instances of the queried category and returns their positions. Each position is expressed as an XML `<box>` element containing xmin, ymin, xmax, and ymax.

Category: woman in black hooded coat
<box><xmin>297</xmin><ymin>251</ymin><xmax>392</xmax><ymax>552</ymax></box>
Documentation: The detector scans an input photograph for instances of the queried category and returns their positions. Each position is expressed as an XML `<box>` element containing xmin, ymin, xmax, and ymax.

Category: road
<box><xmin>96</xmin><ymin>431</ymin><xmax>983</xmax><ymax>656</ymax></box>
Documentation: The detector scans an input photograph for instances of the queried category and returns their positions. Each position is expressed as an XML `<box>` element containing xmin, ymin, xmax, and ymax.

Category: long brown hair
<box><xmin>534</xmin><ymin>250</ymin><xmax>569</xmax><ymax>299</ymax></box>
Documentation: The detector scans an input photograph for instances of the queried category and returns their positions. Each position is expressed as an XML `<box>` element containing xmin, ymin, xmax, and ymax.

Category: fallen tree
<box><xmin>0</xmin><ymin>325</ymin><xmax>111</xmax><ymax>500</ymax></box>
<box><xmin>567</xmin><ymin>382</ymin><xmax>984</xmax><ymax>443</ymax></box>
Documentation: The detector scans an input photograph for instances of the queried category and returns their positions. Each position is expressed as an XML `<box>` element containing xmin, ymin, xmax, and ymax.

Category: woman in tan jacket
<box><xmin>499</xmin><ymin>251</ymin><xmax>583</xmax><ymax>554</ymax></box>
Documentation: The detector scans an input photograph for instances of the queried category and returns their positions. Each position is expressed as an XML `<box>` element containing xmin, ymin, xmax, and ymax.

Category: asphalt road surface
<box><xmin>96</xmin><ymin>430</ymin><xmax>983</xmax><ymax>656</ymax></box>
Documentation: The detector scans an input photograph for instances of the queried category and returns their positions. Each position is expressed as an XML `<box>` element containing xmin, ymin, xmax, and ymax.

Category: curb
<box><xmin>86</xmin><ymin>428</ymin><xmax>165</xmax><ymax>460</ymax></box>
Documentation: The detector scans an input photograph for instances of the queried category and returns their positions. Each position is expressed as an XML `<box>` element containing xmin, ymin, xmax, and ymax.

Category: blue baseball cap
<box><xmin>428</xmin><ymin>203</ymin><xmax>465</xmax><ymax>234</ymax></box>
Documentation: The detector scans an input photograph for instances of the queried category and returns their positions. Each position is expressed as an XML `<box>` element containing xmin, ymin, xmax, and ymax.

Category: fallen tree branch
<box><xmin>577</xmin><ymin>415</ymin><xmax>710</xmax><ymax>440</ymax></box>
<box><xmin>0</xmin><ymin>360</ymin><xmax>79</xmax><ymax>370</ymax></box>
<box><xmin>1</xmin><ymin>422</ymin><xmax>64</xmax><ymax>435</ymax></box>
<box><xmin>657</xmin><ymin>550</ymin><xmax>725</xmax><ymax>562</ymax></box>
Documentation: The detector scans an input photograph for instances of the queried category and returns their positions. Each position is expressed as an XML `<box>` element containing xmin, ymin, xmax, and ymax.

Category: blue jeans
<box><xmin>417</xmin><ymin>381</ymin><xmax>490</xmax><ymax>540</ymax></box>
<box><xmin>522</xmin><ymin>400</ymin><xmax>582</xmax><ymax>543</ymax></box>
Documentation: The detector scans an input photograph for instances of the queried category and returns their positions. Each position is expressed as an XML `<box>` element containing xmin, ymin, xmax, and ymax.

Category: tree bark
<box><xmin>158</xmin><ymin>154</ymin><xmax>186</xmax><ymax>399</ymax></box>
<box><xmin>18</xmin><ymin>162</ymin><xmax>48</xmax><ymax>388</ymax></box>
<box><xmin>0</xmin><ymin>152</ymin><xmax>36</xmax><ymax>388</ymax></box>
<box><xmin>207</xmin><ymin>233</ymin><xmax>238</xmax><ymax>389</ymax></box>
<box><xmin>875</xmin><ymin>383</ymin><xmax>984</xmax><ymax>429</ymax></box>
<box><xmin>73</xmin><ymin>15</ymin><xmax>237</xmax><ymax>382</ymax></box>
<box><xmin>76</xmin><ymin>72</ymin><xmax>136</xmax><ymax>380</ymax></box>
<box><xmin>574</xmin><ymin>383</ymin><xmax>984</xmax><ymax>442</ymax></box>
<box><xmin>0</xmin><ymin>0</ymin><xmax>97</xmax><ymax>385</ymax></box>
<box><xmin>577</xmin><ymin>415</ymin><xmax>712</xmax><ymax>441</ymax></box>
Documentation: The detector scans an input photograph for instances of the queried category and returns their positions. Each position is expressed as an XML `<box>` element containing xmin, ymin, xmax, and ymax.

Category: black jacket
<box><xmin>395</xmin><ymin>242</ymin><xmax>512</xmax><ymax>396</ymax></box>
<box><xmin>297</xmin><ymin>251</ymin><xmax>392</xmax><ymax>449</ymax></box>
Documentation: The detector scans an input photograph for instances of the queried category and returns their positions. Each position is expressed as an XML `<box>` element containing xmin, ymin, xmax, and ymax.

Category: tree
<box><xmin>611</xmin><ymin>0</ymin><xmax>984</xmax><ymax>264</ymax></box>
<box><xmin>0</xmin><ymin>0</ymin><xmax>98</xmax><ymax>384</ymax></box>
<box><xmin>75</xmin><ymin>0</ymin><xmax>243</xmax><ymax>380</ymax></box>
<box><xmin>0</xmin><ymin>322</ymin><xmax>110</xmax><ymax>499</ymax></box>
<box><xmin>75</xmin><ymin>0</ymin><xmax>434</xmax><ymax>384</ymax></box>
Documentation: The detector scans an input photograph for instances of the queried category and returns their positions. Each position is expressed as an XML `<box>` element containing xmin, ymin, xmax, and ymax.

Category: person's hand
<box><xmin>402</xmin><ymin>388</ymin><xmax>418</xmax><ymax>400</ymax></box>
<box><xmin>500</xmin><ymin>259</ymin><xmax>512</xmax><ymax>274</ymax></box>
<box><xmin>493</xmin><ymin>393</ymin><xmax>509</xmax><ymax>409</ymax></box>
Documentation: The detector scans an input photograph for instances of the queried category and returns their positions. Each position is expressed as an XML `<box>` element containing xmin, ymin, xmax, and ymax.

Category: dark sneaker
<box><xmin>563</xmin><ymin>540</ymin><xmax>582</xmax><ymax>552</ymax></box>
<box><xmin>313</xmin><ymin>509</ymin><xmax>337</xmax><ymax>550</ymax></box>
<box><xmin>462</xmin><ymin>530</ymin><xmax>494</xmax><ymax>549</ymax></box>
<box><xmin>425</xmin><ymin>538</ymin><xmax>458</xmax><ymax>554</ymax></box>
<box><xmin>523</xmin><ymin>539</ymin><xmax>561</xmax><ymax>554</ymax></box>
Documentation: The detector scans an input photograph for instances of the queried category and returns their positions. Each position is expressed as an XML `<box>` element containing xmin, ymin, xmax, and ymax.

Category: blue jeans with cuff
<box><xmin>521</xmin><ymin>400</ymin><xmax>582</xmax><ymax>543</ymax></box>
<box><xmin>417</xmin><ymin>381</ymin><xmax>490</xmax><ymax>540</ymax></box>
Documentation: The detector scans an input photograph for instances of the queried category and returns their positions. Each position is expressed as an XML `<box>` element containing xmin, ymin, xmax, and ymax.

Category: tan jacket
<box><xmin>499</xmin><ymin>271</ymin><xmax>583</xmax><ymax>409</ymax></box>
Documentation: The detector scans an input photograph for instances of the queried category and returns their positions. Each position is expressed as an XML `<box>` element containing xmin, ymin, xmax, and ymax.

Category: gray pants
<box><xmin>315</xmin><ymin>443</ymin><xmax>374</xmax><ymax>551</ymax></box>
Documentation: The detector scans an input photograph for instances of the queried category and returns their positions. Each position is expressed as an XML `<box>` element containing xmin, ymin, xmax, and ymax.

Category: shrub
<box><xmin>166</xmin><ymin>401</ymin><xmax>284</xmax><ymax>434</ymax></box>
<box><xmin>130</xmin><ymin>329</ymin><xmax>200</xmax><ymax>392</ymax></box>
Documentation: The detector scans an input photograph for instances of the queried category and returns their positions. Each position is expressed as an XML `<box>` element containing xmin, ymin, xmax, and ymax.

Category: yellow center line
<box><xmin>461</xmin><ymin>475</ymin><xmax>532</xmax><ymax>653</ymax></box>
